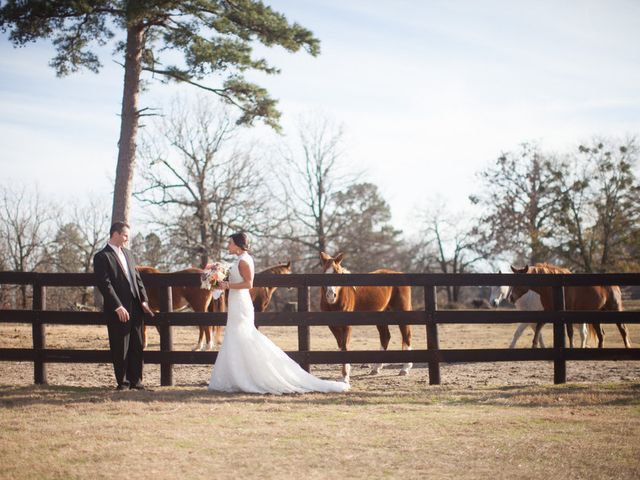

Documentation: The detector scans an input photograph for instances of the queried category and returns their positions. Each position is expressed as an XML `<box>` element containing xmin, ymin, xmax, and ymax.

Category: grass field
<box><xmin>1</xmin><ymin>300</ymin><xmax>639</xmax><ymax>478</ymax></box>
<box><xmin>1</xmin><ymin>380</ymin><xmax>639</xmax><ymax>479</ymax></box>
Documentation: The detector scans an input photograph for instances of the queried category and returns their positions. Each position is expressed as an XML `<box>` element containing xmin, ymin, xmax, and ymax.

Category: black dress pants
<box><xmin>107</xmin><ymin>303</ymin><xmax>144</xmax><ymax>386</ymax></box>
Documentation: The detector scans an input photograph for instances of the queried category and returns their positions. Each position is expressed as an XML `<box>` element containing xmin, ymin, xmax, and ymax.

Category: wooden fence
<box><xmin>1</xmin><ymin>271</ymin><xmax>639</xmax><ymax>387</ymax></box>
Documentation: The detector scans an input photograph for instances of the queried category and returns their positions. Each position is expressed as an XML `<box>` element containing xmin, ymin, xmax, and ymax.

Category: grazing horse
<box><xmin>137</xmin><ymin>266</ymin><xmax>226</xmax><ymax>351</ymax></box>
<box><xmin>490</xmin><ymin>280</ymin><xmax>588</xmax><ymax>348</ymax></box>
<box><xmin>510</xmin><ymin>263</ymin><xmax>631</xmax><ymax>348</ymax></box>
<box><xmin>319</xmin><ymin>252</ymin><xmax>413</xmax><ymax>383</ymax></box>
<box><xmin>250</xmin><ymin>262</ymin><xmax>292</xmax><ymax>312</ymax></box>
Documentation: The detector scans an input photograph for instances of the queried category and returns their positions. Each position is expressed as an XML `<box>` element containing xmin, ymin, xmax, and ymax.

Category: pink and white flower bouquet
<box><xmin>200</xmin><ymin>261</ymin><xmax>231</xmax><ymax>291</ymax></box>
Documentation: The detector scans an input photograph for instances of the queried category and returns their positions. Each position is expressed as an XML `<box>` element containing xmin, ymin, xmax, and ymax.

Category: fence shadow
<box><xmin>2</xmin><ymin>382</ymin><xmax>639</xmax><ymax>409</ymax></box>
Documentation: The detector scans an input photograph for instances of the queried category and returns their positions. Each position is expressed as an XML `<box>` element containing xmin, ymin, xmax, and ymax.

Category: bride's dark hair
<box><xmin>230</xmin><ymin>232</ymin><xmax>250</xmax><ymax>251</ymax></box>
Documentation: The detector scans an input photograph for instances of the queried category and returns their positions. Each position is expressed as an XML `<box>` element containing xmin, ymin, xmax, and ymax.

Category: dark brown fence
<box><xmin>1</xmin><ymin>271</ymin><xmax>639</xmax><ymax>387</ymax></box>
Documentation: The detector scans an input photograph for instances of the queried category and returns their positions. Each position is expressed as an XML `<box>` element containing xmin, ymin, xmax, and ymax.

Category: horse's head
<box><xmin>320</xmin><ymin>251</ymin><xmax>349</xmax><ymax>305</ymax></box>
<box><xmin>266</xmin><ymin>261</ymin><xmax>292</xmax><ymax>290</ymax></box>
<box><xmin>489</xmin><ymin>285</ymin><xmax>511</xmax><ymax>307</ymax></box>
<box><xmin>509</xmin><ymin>264</ymin><xmax>531</xmax><ymax>303</ymax></box>
<box><xmin>268</xmin><ymin>261</ymin><xmax>292</xmax><ymax>275</ymax></box>
<box><xmin>489</xmin><ymin>270</ymin><xmax>511</xmax><ymax>307</ymax></box>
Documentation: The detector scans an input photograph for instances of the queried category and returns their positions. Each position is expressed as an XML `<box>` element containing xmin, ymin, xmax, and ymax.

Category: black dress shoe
<box><xmin>130</xmin><ymin>383</ymin><xmax>146</xmax><ymax>390</ymax></box>
<box><xmin>116</xmin><ymin>384</ymin><xmax>128</xmax><ymax>391</ymax></box>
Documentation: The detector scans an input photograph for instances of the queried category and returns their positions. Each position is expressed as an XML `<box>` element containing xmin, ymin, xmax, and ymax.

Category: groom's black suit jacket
<box><xmin>93</xmin><ymin>245</ymin><xmax>149</xmax><ymax>321</ymax></box>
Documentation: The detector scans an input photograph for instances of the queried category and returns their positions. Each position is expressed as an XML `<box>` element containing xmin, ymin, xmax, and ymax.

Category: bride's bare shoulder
<box><xmin>238</xmin><ymin>254</ymin><xmax>254</xmax><ymax>270</ymax></box>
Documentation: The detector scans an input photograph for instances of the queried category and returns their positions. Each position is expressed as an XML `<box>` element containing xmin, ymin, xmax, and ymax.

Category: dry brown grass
<box><xmin>1</xmin><ymin>301</ymin><xmax>639</xmax><ymax>479</ymax></box>
<box><xmin>1</xmin><ymin>380</ymin><xmax>639</xmax><ymax>480</ymax></box>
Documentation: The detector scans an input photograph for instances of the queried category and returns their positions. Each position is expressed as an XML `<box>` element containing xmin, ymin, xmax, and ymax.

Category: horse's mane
<box><xmin>529</xmin><ymin>263</ymin><xmax>571</xmax><ymax>274</ymax></box>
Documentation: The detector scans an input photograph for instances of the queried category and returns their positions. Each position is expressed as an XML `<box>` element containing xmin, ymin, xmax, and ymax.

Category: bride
<box><xmin>208</xmin><ymin>232</ymin><xmax>349</xmax><ymax>394</ymax></box>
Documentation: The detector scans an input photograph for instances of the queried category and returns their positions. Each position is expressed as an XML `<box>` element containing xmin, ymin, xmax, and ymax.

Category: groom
<box><xmin>93</xmin><ymin>221</ymin><xmax>154</xmax><ymax>390</ymax></box>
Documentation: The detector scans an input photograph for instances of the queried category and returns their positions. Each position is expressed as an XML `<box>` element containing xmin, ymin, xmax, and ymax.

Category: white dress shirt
<box><xmin>108</xmin><ymin>242</ymin><xmax>131</xmax><ymax>283</ymax></box>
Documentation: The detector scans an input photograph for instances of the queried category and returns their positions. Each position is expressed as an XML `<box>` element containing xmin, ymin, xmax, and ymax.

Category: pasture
<box><xmin>1</xmin><ymin>307</ymin><xmax>640</xmax><ymax>479</ymax></box>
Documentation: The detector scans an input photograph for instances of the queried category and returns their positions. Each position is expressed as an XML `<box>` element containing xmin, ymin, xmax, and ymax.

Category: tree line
<box><xmin>1</xmin><ymin>98</ymin><xmax>638</xmax><ymax>309</ymax></box>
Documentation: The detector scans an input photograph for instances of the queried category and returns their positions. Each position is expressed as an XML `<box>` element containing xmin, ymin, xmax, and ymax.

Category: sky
<box><xmin>1</xmin><ymin>0</ymin><xmax>639</xmax><ymax>239</ymax></box>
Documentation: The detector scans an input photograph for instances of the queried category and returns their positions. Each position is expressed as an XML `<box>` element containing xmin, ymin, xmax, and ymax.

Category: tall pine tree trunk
<box><xmin>111</xmin><ymin>24</ymin><xmax>144</xmax><ymax>224</ymax></box>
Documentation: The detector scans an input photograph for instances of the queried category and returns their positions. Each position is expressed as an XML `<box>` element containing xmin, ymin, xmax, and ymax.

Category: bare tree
<box><xmin>549</xmin><ymin>154</ymin><xmax>596</xmax><ymax>272</ymax></box>
<box><xmin>470</xmin><ymin>142</ymin><xmax>561</xmax><ymax>265</ymax></box>
<box><xmin>0</xmin><ymin>184</ymin><xmax>53</xmax><ymax>307</ymax></box>
<box><xmin>136</xmin><ymin>97</ymin><xmax>271</xmax><ymax>268</ymax></box>
<box><xmin>553</xmin><ymin>138</ymin><xmax>640</xmax><ymax>272</ymax></box>
<box><xmin>275</xmin><ymin>113</ymin><xmax>359</xmax><ymax>269</ymax></box>
<box><xmin>50</xmin><ymin>196</ymin><xmax>110</xmax><ymax>307</ymax></box>
<box><xmin>415</xmin><ymin>200</ymin><xmax>484</xmax><ymax>303</ymax></box>
<box><xmin>0</xmin><ymin>236</ymin><xmax>10</xmax><ymax>308</ymax></box>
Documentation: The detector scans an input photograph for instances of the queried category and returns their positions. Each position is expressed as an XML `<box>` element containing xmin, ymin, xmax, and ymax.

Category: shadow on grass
<box><xmin>1</xmin><ymin>381</ymin><xmax>639</xmax><ymax>409</ymax></box>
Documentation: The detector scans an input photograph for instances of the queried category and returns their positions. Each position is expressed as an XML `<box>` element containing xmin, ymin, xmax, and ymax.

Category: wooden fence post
<box><xmin>159</xmin><ymin>286</ymin><xmax>174</xmax><ymax>386</ymax></box>
<box><xmin>32</xmin><ymin>279</ymin><xmax>47</xmax><ymax>385</ymax></box>
<box><xmin>297</xmin><ymin>286</ymin><xmax>310</xmax><ymax>372</ymax></box>
<box><xmin>425</xmin><ymin>284</ymin><xmax>440</xmax><ymax>385</ymax></box>
<box><xmin>552</xmin><ymin>285</ymin><xmax>566</xmax><ymax>384</ymax></box>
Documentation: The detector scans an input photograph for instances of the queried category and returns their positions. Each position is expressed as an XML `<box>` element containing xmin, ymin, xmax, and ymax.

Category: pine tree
<box><xmin>1</xmin><ymin>0</ymin><xmax>320</xmax><ymax>223</ymax></box>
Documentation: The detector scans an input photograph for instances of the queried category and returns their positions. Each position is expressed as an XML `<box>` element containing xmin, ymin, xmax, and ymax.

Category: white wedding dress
<box><xmin>208</xmin><ymin>252</ymin><xmax>349</xmax><ymax>394</ymax></box>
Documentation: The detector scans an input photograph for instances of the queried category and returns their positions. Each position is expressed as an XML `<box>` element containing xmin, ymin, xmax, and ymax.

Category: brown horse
<box><xmin>510</xmin><ymin>263</ymin><xmax>631</xmax><ymax>348</ymax></box>
<box><xmin>319</xmin><ymin>252</ymin><xmax>413</xmax><ymax>383</ymax></box>
<box><xmin>137</xmin><ymin>266</ymin><xmax>226</xmax><ymax>351</ymax></box>
<box><xmin>250</xmin><ymin>262</ymin><xmax>292</xmax><ymax>312</ymax></box>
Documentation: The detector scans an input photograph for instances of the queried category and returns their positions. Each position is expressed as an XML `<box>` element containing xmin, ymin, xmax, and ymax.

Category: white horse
<box><xmin>489</xmin><ymin>280</ymin><xmax>588</xmax><ymax>348</ymax></box>
<box><xmin>490</xmin><ymin>284</ymin><xmax>547</xmax><ymax>348</ymax></box>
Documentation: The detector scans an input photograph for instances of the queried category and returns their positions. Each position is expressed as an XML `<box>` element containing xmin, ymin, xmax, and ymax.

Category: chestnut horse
<box><xmin>137</xmin><ymin>266</ymin><xmax>226</xmax><ymax>351</ymax></box>
<box><xmin>510</xmin><ymin>263</ymin><xmax>631</xmax><ymax>348</ymax></box>
<box><xmin>489</xmin><ymin>272</ymin><xmax>588</xmax><ymax>348</ymax></box>
<box><xmin>320</xmin><ymin>252</ymin><xmax>413</xmax><ymax>383</ymax></box>
<box><xmin>250</xmin><ymin>262</ymin><xmax>292</xmax><ymax>312</ymax></box>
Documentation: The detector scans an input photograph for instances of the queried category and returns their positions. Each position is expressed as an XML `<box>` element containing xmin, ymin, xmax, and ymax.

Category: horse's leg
<box><xmin>399</xmin><ymin>325</ymin><xmax>413</xmax><ymax>376</ymax></box>
<box><xmin>592</xmin><ymin>323</ymin><xmax>605</xmax><ymax>348</ymax></box>
<box><xmin>566</xmin><ymin>323</ymin><xmax>574</xmax><ymax>348</ymax></box>
<box><xmin>371</xmin><ymin>325</ymin><xmax>391</xmax><ymax>375</ymax></box>
<box><xmin>510</xmin><ymin>323</ymin><xmax>529</xmax><ymax>348</ymax></box>
<box><xmin>204</xmin><ymin>325</ymin><xmax>215</xmax><ymax>351</ymax></box>
<box><xmin>193</xmin><ymin>326</ymin><xmax>206</xmax><ymax>351</ymax></box>
<box><xmin>532</xmin><ymin>322</ymin><xmax>545</xmax><ymax>348</ymax></box>
<box><xmin>537</xmin><ymin>323</ymin><xmax>546</xmax><ymax>348</ymax></box>
<box><xmin>387</xmin><ymin>286</ymin><xmax>413</xmax><ymax>376</ymax></box>
<box><xmin>213</xmin><ymin>326</ymin><xmax>223</xmax><ymax>347</ymax></box>
<box><xmin>142</xmin><ymin>325</ymin><xmax>148</xmax><ymax>349</ymax></box>
<box><xmin>578</xmin><ymin>324</ymin><xmax>588</xmax><ymax>348</ymax></box>
<box><xmin>616</xmin><ymin>323</ymin><xmax>631</xmax><ymax>348</ymax></box>
<box><xmin>330</xmin><ymin>326</ymin><xmax>351</xmax><ymax>383</ymax></box>
<box><xmin>343</xmin><ymin>326</ymin><xmax>352</xmax><ymax>383</ymax></box>
<box><xmin>526</xmin><ymin>323</ymin><xmax>546</xmax><ymax>348</ymax></box>
<box><xmin>210</xmin><ymin>295</ymin><xmax>225</xmax><ymax>348</ymax></box>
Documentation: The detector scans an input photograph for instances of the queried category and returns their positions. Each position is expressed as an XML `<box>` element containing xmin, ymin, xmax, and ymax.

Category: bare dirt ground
<box><xmin>1</xmin><ymin>309</ymin><xmax>639</xmax><ymax>479</ymax></box>
<box><xmin>1</xmin><ymin>315</ymin><xmax>638</xmax><ymax>388</ymax></box>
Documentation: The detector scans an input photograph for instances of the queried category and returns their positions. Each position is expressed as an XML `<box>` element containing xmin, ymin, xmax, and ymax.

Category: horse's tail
<box><xmin>587</xmin><ymin>323</ymin><xmax>598</xmax><ymax>347</ymax></box>
<box><xmin>606</xmin><ymin>285</ymin><xmax>631</xmax><ymax>347</ymax></box>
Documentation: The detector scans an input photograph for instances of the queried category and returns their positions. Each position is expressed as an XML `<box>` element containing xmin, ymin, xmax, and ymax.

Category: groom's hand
<box><xmin>115</xmin><ymin>306</ymin><xmax>130</xmax><ymax>323</ymax></box>
<box><xmin>142</xmin><ymin>302</ymin><xmax>155</xmax><ymax>317</ymax></box>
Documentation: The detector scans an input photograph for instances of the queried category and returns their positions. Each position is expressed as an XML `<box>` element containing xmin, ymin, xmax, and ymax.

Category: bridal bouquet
<box><xmin>200</xmin><ymin>261</ymin><xmax>231</xmax><ymax>295</ymax></box>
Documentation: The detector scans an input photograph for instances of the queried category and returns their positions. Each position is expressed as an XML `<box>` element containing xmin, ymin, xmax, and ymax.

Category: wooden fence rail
<box><xmin>1</xmin><ymin>271</ymin><xmax>639</xmax><ymax>387</ymax></box>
